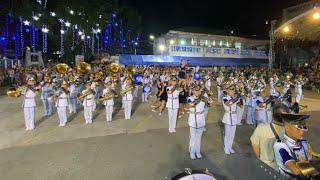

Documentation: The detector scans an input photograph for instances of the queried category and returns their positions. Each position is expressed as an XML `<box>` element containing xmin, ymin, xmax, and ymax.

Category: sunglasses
<box><xmin>295</xmin><ymin>125</ymin><xmax>308</xmax><ymax>131</ymax></box>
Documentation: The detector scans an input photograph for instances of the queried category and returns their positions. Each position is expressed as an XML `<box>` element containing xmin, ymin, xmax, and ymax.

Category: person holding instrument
<box><xmin>274</xmin><ymin>113</ymin><xmax>320</xmax><ymax>179</ymax></box>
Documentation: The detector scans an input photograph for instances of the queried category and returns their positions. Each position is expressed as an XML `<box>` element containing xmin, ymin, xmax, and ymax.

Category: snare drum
<box><xmin>171</xmin><ymin>170</ymin><xmax>216</xmax><ymax>180</ymax></box>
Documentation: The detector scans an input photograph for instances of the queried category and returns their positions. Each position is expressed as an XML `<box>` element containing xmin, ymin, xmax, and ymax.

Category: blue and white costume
<box><xmin>187</xmin><ymin>96</ymin><xmax>206</xmax><ymax>159</ymax></box>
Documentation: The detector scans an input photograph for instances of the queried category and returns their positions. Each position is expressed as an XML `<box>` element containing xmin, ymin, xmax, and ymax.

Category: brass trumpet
<box><xmin>6</xmin><ymin>86</ymin><xmax>27</xmax><ymax>97</ymax></box>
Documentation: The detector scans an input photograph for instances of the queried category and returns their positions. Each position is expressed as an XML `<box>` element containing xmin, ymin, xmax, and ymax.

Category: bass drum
<box><xmin>171</xmin><ymin>170</ymin><xmax>216</xmax><ymax>180</ymax></box>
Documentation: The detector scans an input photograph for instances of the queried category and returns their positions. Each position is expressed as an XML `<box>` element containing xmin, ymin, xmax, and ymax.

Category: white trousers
<box><xmin>217</xmin><ymin>88</ymin><xmax>222</xmax><ymax>103</ymax></box>
<box><xmin>84</xmin><ymin>106</ymin><xmax>93</xmax><ymax>124</ymax></box>
<box><xmin>68</xmin><ymin>98</ymin><xmax>77</xmax><ymax>113</ymax></box>
<box><xmin>168</xmin><ymin>108</ymin><xmax>178</xmax><ymax>132</ymax></box>
<box><xmin>224</xmin><ymin>124</ymin><xmax>237</xmax><ymax>152</ymax></box>
<box><xmin>142</xmin><ymin>93</ymin><xmax>149</xmax><ymax>102</ymax></box>
<box><xmin>296</xmin><ymin>93</ymin><xmax>302</xmax><ymax>103</ymax></box>
<box><xmin>105</xmin><ymin>105</ymin><xmax>113</xmax><ymax>122</ymax></box>
<box><xmin>189</xmin><ymin>127</ymin><xmax>204</xmax><ymax>156</ymax></box>
<box><xmin>24</xmin><ymin>107</ymin><xmax>35</xmax><ymax>130</ymax></box>
<box><xmin>123</xmin><ymin>100</ymin><xmax>132</xmax><ymax>120</ymax></box>
<box><xmin>57</xmin><ymin>107</ymin><xmax>67</xmax><ymax>126</ymax></box>
<box><xmin>237</xmin><ymin>105</ymin><xmax>244</xmax><ymax>124</ymax></box>
<box><xmin>246</xmin><ymin>106</ymin><xmax>255</xmax><ymax>125</ymax></box>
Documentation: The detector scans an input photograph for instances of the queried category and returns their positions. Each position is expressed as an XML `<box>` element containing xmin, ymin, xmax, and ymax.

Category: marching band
<box><xmin>7</xmin><ymin>60</ymin><xmax>319</xmax><ymax>179</ymax></box>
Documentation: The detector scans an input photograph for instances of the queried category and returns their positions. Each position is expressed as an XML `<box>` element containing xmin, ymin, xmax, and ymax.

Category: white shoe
<box><xmin>224</xmin><ymin>149</ymin><xmax>230</xmax><ymax>155</ymax></box>
<box><xmin>190</xmin><ymin>153</ymin><xmax>196</xmax><ymax>160</ymax></box>
<box><xmin>229</xmin><ymin>148</ymin><xmax>235</xmax><ymax>154</ymax></box>
<box><xmin>196</xmin><ymin>153</ymin><xmax>202</xmax><ymax>159</ymax></box>
<box><xmin>152</xmin><ymin>109</ymin><xmax>156</xmax><ymax>112</ymax></box>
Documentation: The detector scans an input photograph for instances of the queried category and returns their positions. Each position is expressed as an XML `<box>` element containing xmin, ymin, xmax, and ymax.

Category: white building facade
<box><xmin>153</xmin><ymin>30</ymin><xmax>269</xmax><ymax>60</ymax></box>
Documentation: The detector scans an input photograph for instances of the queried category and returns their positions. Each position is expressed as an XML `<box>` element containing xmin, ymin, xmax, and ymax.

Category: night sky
<box><xmin>129</xmin><ymin>0</ymin><xmax>310</xmax><ymax>37</ymax></box>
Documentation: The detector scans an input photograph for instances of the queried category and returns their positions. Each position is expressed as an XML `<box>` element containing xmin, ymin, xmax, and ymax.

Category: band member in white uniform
<box><xmin>187</xmin><ymin>85</ymin><xmax>206</xmax><ymax>159</ymax></box>
<box><xmin>166</xmin><ymin>77</ymin><xmax>180</xmax><ymax>133</ymax></box>
<box><xmin>68</xmin><ymin>81</ymin><xmax>78</xmax><ymax>114</ymax></box>
<box><xmin>40</xmin><ymin>75</ymin><xmax>53</xmax><ymax>116</ymax></box>
<box><xmin>102</xmin><ymin>81</ymin><xmax>114</xmax><ymax>122</ymax></box>
<box><xmin>222</xmin><ymin>85</ymin><xmax>239</xmax><ymax>154</ymax></box>
<box><xmin>22</xmin><ymin>77</ymin><xmax>38</xmax><ymax>130</ymax></box>
<box><xmin>295</xmin><ymin>75</ymin><xmax>304</xmax><ymax>103</ymax></box>
<box><xmin>142</xmin><ymin>75</ymin><xmax>151</xmax><ymax>102</ymax></box>
<box><xmin>55</xmin><ymin>81</ymin><xmax>69</xmax><ymax>127</ymax></box>
<box><xmin>216</xmin><ymin>72</ymin><xmax>224</xmax><ymax>103</ymax></box>
<box><xmin>254</xmin><ymin>89</ymin><xmax>272</xmax><ymax>124</ymax></box>
<box><xmin>122</xmin><ymin>78</ymin><xmax>133</xmax><ymax>120</ymax></box>
<box><xmin>81</xmin><ymin>82</ymin><xmax>96</xmax><ymax>124</ymax></box>
<box><xmin>204</xmin><ymin>74</ymin><xmax>211</xmax><ymax>91</ymax></box>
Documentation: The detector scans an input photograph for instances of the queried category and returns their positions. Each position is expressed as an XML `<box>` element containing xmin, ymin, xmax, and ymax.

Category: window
<box><xmin>212</xmin><ymin>40</ymin><xmax>216</xmax><ymax>46</ymax></box>
<box><xmin>235</xmin><ymin>42</ymin><xmax>241</xmax><ymax>49</ymax></box>
<box><xmin>199</xmin><ymin>39</ymin><xmax>206</xmax><ymax>46</ymax></box>
<box><xmin>191</xmin><ymin>38</ymin><xmax>197</xmax><ymax>46</ymax></box>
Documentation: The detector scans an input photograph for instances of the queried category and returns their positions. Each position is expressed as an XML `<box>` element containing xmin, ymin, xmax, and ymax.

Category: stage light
<box><xmin>42</xmin><ymin>27</ymin><xmax>49</xmax><ymax>33</ymax></box>
<box><xmin>149</xmin><ymin>35</ymin><xmax>155</xmax><ymax>40</ymax></box>
<box><xmin>231</xmin><ymin>30</ymin><xmax>234</xmax><ymax>34</ymax></box>
<box><xmin>313</xmin><ymin>12</ymin><xmax>320</xmax><ymax>20</ymax></box>
<box><xmin>265</xmin><ymin>20</ymin><xmax>269</xmax><ymax>25</ymax></box>
<box><xmin>69</xmin><ymin>10</ymin><xmax>74</xmax><ymax>15</ymax></box>
<box><xmin>99</xmin><ymin>15</ymin><xmax>102</xmax><ymax>19</ymax></box>
<box><xmin>158</xmin><ymin>44</ymin><xmax>166</xmax><ymax>51</ymax></box>
<box><xmin>97</xmin><ymin>28</ymin><xmax>101</xmax><ymax>33</ymax></box>
<box><xmin>169</xmin><ymin>39</ymin><xmax>175</xmax><ymax>45</ymax></box>
<box><xmin>23</xmin><ymin>20</ymin><xmax>30</xmax><ymax>26</ymax></box>
<box><xmin>180</xmin><ymin>39</ymin><xmax>186</xmax><ymax>45</ymax></box>
<box><xmin>134</xmin><ymin>42</ymin><xmax>138</xmax><ymax>46</ymax></box>
<box><xmin>65</xmin><ymin>21</ymin><xmax>71</xmax><ymax>27</ymax></box>
<box><xmin>32</xmin><ymin>16</ymin><xmax>39</xmax><ymax>21</ymax></box>
<box><xmin>283</xmin><ymin>26</ymin><xmax>290</xmax><ymax>33</ymax></box>
<box><xmin>60</xmin><ymin>30</ymin><xmax>65</xmax><ymax>34</ymax></box>
<box><xmin>50</xmin><ymin>12</ymin><xmax>56</xmax><ymax>17</ymax></box>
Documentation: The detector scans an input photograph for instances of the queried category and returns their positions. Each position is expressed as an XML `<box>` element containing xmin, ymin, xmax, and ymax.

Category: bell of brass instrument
<box><xmin>77</xmin><ymin>62</ymin><xmax>91</xmax><ymax>75</ymax></box>
<box><xmin>55</xmin><ymin>63</ymin><xmax>69</xmax><ymax>75</ymax></box>
<box><xmin>7</xmin><ymin>86</ymin><xmax>27</xmax><ymax>97</ymax></box>
<box><xmin>125</xmin><ymin>66</ymin><xmax>136</xmax><ymax>77</ymax></box>
<box><xmin>109</xmin><ymin>63</ymin><xmax>121</xmax><ymax>82</ymax></box>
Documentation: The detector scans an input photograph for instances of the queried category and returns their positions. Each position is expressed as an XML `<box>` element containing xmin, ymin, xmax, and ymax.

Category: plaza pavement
<box><xmin>0</xmin><ymin>88</ymin><xmax>319</xmax><ymax>180</ymax></box>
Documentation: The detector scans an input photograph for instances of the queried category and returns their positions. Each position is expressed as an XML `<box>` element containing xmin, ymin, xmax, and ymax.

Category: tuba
<box><xmin>55</xmin><ymin>63</ymin><xmax>69</xmax><ymax>75</ymax></box>
<box><xmin>77</xmin><ymin>62</ymin><xmax>91</xmax><ymax>75</ymax></box>
<box><xmin>125</xmin><ymin>66</ymin><xmax>136</xmax><ymax>77</ymax></box>
<box><xmin>109</xmin><ymin>63</ymin><xmax>121</xmax><ymax>82</ymax></box>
